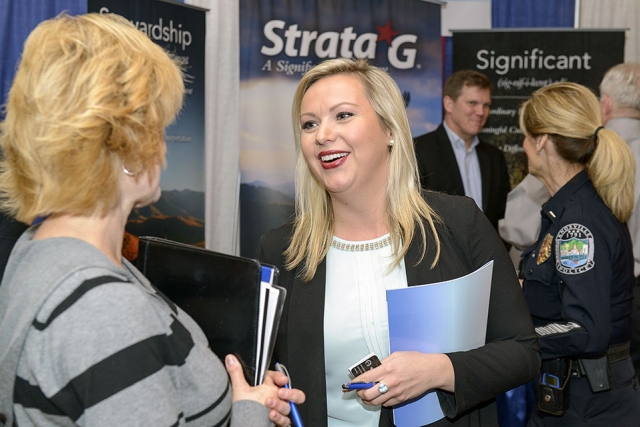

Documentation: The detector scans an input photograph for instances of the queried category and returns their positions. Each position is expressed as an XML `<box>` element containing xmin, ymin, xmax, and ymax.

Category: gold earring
<box><xmin>123</xmin><ymin>167</ymin><xmax>137</xmax><ymax>176</ymax></box>
<box><xmin>122</xmin><ymin>162</ymin><xmax>142</xmax><ymax>176</ymax></box>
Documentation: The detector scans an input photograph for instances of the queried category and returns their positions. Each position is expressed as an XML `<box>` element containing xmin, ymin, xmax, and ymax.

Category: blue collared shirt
<box><xmin>443</xmin><ymin>122</ymin><xmax>483</xmax><ymax>211</ymax></box>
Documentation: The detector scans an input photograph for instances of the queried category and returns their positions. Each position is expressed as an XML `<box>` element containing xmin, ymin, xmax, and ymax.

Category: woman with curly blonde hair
<box><xmin>0</xmin><ymin>13</ymin><xmax>302</xmax><ymax>427</ymax></box>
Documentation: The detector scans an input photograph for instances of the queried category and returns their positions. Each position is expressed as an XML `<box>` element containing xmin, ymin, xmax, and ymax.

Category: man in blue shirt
<box><xmin>414</xmin><ymin>70</ymin><xmax>510</xmax><ymax>232</ymax></box>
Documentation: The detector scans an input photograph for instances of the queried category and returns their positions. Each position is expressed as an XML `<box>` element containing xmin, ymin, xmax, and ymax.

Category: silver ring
<box><xmin>378</xmin><ymin>382</ymin><xmax>388</xmax><ymax>394</ymax></box>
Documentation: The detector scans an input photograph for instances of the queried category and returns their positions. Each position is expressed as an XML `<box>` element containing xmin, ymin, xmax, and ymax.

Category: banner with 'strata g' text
<box><xmin>239</xmin><ymin>0</ymin><xmax>443</xmax><ymax>256</ymax></box>
<box><xmin>453</xmin><ymin>29</ymin><xmax>625</xmax><ymax>188</ymax></box>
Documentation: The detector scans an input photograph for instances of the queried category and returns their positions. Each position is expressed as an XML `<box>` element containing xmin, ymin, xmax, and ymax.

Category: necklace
<box><xmin>330</xmin><ymin>235</ymin><xmax>392</xmax><ymax>252</ymax></box>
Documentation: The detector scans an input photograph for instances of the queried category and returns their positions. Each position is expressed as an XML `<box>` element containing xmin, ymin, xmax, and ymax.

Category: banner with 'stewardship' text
<box><xmin>88</xmin><ymin>0</ymin><xmax>207</xmax><ymax>261</ymax></box>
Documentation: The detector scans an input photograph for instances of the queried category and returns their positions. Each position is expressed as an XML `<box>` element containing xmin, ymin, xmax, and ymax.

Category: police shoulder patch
<box><xmin>555</xmin><ymin>223</ymin><xmax>594</xmax><ymax>275</ymax></box>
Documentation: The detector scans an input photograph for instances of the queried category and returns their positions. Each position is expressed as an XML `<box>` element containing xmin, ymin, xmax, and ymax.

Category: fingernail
<box><xmin>225</xmin><ymin>354</ymin><xmax>236</xmax><ymax>366</ymax></box>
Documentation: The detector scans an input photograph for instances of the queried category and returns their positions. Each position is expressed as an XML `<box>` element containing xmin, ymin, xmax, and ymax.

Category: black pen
<box><xmin>275</xmin><ymin>362</ymin><xmax>304</xmax><ymax>427</ymax></box>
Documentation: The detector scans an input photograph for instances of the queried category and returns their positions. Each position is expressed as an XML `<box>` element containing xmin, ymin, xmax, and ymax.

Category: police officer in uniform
<box><xmin>519</xmin><ymin>82</ymin><xmax>640</xmax><ymax>426</ymax></box>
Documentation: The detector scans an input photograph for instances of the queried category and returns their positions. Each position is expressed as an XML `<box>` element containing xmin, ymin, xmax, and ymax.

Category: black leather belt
<box><xmin>607</xmin><ymin>340</ymin><xmax>631</xmax><ymax>363</ymax></box>
<box><xmin>570</xmin><ymin>341</ymin><xmax>631</xmax><ymax>377</ymax></box>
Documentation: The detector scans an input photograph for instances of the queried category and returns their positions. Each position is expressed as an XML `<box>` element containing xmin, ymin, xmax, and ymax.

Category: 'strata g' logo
<box><xmin>260</xmin><ymin>20</ymin><xmax>418</xmax><ymax>70</ymax></box>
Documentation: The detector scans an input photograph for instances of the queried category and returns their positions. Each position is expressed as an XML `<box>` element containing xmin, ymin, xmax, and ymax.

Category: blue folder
<box><xmin>387</xmin><ymin>261</ymin><xmax>493</xmax><ymax>426</ymax></box>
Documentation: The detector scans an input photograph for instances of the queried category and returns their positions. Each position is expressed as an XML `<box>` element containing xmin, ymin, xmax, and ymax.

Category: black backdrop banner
<box><xmin>87</xmin><ymin>0</ymin><xmax>207</xmax><ymax>261</ymax></box>
<box><xmin>453</xmin><ymin>29</ymin><xmax>625</xmax><ymax>188</ymax></box>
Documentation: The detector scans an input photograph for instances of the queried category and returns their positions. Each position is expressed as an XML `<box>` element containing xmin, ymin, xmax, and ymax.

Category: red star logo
<box><xmin>376</xmin><ymin>21</ymin><xmax>399</xmax><ymax>45</ymax></box>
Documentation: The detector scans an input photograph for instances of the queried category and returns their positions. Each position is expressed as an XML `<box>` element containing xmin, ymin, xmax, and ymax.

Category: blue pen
<box><xmin>275</xmin><ymin>362</ymin><xmax>304</xmax><ymax>427</ymax></box>
<box><xmin>342</xmin><ymin>381</ymin><xmax>379</xmax><ymax>391</ymax></box>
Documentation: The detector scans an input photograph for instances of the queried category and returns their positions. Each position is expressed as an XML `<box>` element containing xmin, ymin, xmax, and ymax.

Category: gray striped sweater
<box><xmin>0</xmin><ymin>227</ymin><xmax>270</xmax><ymax>426</ymax></box>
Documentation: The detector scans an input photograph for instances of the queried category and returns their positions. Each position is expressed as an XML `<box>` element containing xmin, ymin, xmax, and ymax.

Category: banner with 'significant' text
<box><xmin>453</xmin><ymin>29</ymin><xmax>625</xmax><ymax>188</ymax></box>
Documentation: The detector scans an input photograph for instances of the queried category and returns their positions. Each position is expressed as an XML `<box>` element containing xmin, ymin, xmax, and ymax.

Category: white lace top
<box><xmin>324</xmin><ymin>234</ymin><xmax>407</xmax><ymax>426</ymax></box>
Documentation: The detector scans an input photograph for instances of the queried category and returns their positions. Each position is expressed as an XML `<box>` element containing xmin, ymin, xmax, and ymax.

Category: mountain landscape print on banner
<box><xmin>123</xmin><ymin>189</ymin><xmax>205</xmax><ymax>263</ymax></box>
<box><xmin>240</xmin><ymin>181</ymin><xmax>294</xmax><ymax>258</ymax></box>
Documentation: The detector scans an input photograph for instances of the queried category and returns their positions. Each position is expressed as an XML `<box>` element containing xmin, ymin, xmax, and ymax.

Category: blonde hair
<box><xmin>286</xmin><ymin>58</ymin><xmax>441</xmax><ymax>281</ymax></box>
<box><xmin>0</xmin><ymin>13</ymin><xmax>184</xmax><ymax>223</ymax></box>
<box><xmin>520</xmin><ymin>82</ymin><xmax>634</xmax><ymax>222</ymax></box>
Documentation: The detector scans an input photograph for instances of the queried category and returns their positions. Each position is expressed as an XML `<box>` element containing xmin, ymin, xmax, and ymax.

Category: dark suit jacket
<box><xmin>257</xmin><ymin>192</ymin><xmax>539</xmax><ymax>427</ymax></box>
<box><xmin>414</xmin><ymin>124</ymin><xmax>510</xmax><ymax>231</ymax></box>
<box><xmin>0</xmin><ymin>212</ymin><xmax>27</xmax><ymax>282</ymax></box>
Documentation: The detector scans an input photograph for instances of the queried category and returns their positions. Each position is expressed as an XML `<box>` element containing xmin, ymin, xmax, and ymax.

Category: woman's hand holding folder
<box><xmin>225</xmin><ymin>355</ymin><xmax>306</xmax><ymax>426</ymax></box>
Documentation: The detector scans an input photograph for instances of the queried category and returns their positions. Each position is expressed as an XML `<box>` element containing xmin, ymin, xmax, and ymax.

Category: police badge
<box><xmin>555</xmin><ymin>223</ymin><xmax>595</xmax><ymax>274</ymax></box>
<box><xmin>537</xmin><ymin>233</ymin><xmax>553</xmax><ymax>265</ymax></box>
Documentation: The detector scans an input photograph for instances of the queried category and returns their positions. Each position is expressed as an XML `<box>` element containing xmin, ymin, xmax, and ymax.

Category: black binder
<box><xmin>136</xmin><ymin>236</ymin><xmax>285</xmax><ymax>386</ymax></box>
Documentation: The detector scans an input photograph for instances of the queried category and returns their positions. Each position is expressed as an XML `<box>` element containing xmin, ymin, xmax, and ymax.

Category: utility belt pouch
<box><xmin>538</xmin><ymin>358</ymin><xmax>571</xmax><ymax>416</ymax></box>
<box><xmin>577</xmin><ymin>354</ymin><xmax>611</xmax><ymax>392</ymax></box>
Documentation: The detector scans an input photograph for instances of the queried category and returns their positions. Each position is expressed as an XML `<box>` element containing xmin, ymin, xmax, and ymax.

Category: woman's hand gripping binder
<box><xmin>136</xmin><ymin>236</ymin><xmax>286</xmax><ymax>386</ymax></box>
